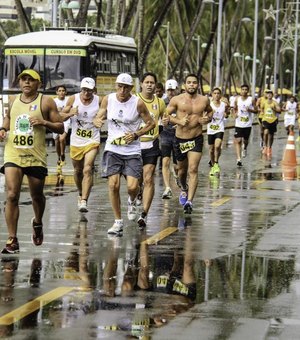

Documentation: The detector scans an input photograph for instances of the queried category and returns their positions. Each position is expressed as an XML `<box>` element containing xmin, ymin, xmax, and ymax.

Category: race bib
<box><xmin>13</xmin><ymin>114</ymin><xmax>34</xmax><ymax>149</ymax></box>
<box><xmin>240</xmin><ymin>116</ymin><xmax>249</xmax><ymax>122</ymax></box>
<box><xmin>76</xmin><ymin>128</ymin><xmax>92</xmax><ymax>139</ymax></box>
<box><xmin>288</xmin><ymin>111</ymin><xmax>294</xmax><ymax>116</ymax></box>
<box><xmin>172</xmin><ymin>279</ymin><xmax>189</xmax><ymax>295</ymax></box>
<box><xmin>210</xmin><ymin>124</ymin><xmax>220</xmax><ymax>131</ymax></box>
<box><xmin>111</xmin><ymin>136</ymin><xmax>127</xmax><ymax>145</ymax></box>
<box><xmin>179</xmin><ymin>140</ymin><xmax>195</xmax><ymax>153</ymax></box>
<box><xmin>157</xmin><ymin>275</ymin><xmax>169</xmax><ymax>288</ymax></box>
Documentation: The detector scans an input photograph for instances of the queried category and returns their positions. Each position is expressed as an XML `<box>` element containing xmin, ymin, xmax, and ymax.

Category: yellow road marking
<box><xmin>143</xmin><ymin>227</ymin><xmax>178</xmax><ymax>245</ymax></box>
<box><xmin>0</xmin><ymin>286</ymin><xmax>74</xmax><ymax>325</ymax></box>
<box><xmin>252</xmin><ymin>179</ymin><xmax>266</xmax><ymax>187</ymax></box>
<box><xmin>211</xmin><ymin>196</ymin><xmax>231</xmax><ymax>207</ymax></box>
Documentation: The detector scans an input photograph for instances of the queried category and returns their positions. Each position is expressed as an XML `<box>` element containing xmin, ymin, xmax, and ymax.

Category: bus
<box><xmin>0</xmin><ymin>27</ymin><xmax>138</xmax><ymax>121</ymax></box>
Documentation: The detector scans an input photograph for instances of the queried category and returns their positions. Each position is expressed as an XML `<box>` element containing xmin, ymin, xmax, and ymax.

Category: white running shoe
<box><xmin>107</xmin><ymin>220</ymin><xmax>124</xmax><ymax>234</ymax></box>
<box><xmin>242</xmin><ymin>149</ymin><xmax>247</xmax><ymax>158</ymax></box>
<box><xmin>78</xmin><ymin>200</ymin><xmax>88</xmax><ymax>213</ymax></box>
<box><xmin>127</xmin><ymin>199</ymin><xmax>137</xmax><ymax>221</ymax></box>
<box><xmin>162</xmin><ymin>187</ymin><xmax>172</xmax><ymax>199</ymax></box>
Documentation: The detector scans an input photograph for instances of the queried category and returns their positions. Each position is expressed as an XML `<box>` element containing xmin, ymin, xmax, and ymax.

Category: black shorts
<box><xmin>141</xmin><ymin>138</ymin><xmax>161</xmax><ymax>165</ymax></box>
<box><xmin>174</xmin><ymin>134</ymin><xmax>203</xmax><ymax>162</ymax></box>
<box><xmin>0</xmin><ymin>162</ymin><xmax>48</xmax><ymax>180</ymax></box>
<box><xmin>207</xmin><ymin>132</ymin><xmax>224</xmax><ymax>145</ymax></box>
<box><xmin>262</xmin><ymin>120</ymin><xmax>277</xmax><ymax>134</ymax></box>
<box><xmin>234</xmin><ymin>127</ymin><xmax>252</xmax><ymax>140</ymax></box>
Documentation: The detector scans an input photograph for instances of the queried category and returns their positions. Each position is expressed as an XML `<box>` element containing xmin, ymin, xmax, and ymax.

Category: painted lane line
<box><xmin>0</xmin><ymin>286</ymin><xmax>74</xmax><ymax>326</ymax></box>
<box><xmin>211</xmin><ymin>196</ymin><xmax>231</xmax><ymax>207</ymax></box>
<box><xmin>142</xmin><ymin>227</ymin><xmax>178</xmax><ymax>245</ymax></box>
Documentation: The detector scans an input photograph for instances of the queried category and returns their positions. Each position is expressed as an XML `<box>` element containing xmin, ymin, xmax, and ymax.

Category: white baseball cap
<box><xmin>116</xmin><ymin>73</ymin><xmax>133</xmax><ymax>86</ymax></box>
<box><xmin>80</xmin><ymin>77</ymin><xmax>95</xmax><ymax>90</ymax></box>
<box><xmin>165</xmin><ymin>79</ymin><xmax>178</xmax><ymax>90</ymax></box>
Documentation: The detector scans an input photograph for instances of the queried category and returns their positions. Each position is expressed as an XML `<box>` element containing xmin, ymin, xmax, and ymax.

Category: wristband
<box><xmin>0</xmin><ymin>127</ymin><xmax>7</xmax><ymax>132</ymax></box>
<box><xmin>133</xmin><ymin>132</ymin><xmax>139</xmax><ymax>140</ymax></box>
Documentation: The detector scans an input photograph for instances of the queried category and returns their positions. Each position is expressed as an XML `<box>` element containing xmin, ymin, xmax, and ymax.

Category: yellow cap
<box><xmin>18</xmin><ymin>69</ymin><xmax>41</xmax><ymax>81</ymax></box>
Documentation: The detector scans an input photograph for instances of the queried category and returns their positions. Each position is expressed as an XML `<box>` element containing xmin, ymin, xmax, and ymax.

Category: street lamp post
<box><xmin>251</xmin><ymin>0</ymin><xmax>259</xmax><ymax>98</ymax></box>
<box><xmin>215</xmin><ymin>0</ymin><xmax>223</xmax><ymax>88</ymax></box>
<box><xmin>292</xmin><ymin>0</ymin><xmax>299</xmax><ymax>94</ymax></box>
<box><xmin>161</xmin><ymin>22</ymin><xmax>170</xmax><ymax>82</ymax></box>
<box><xmin>273</xmin><ymin>0</ymin><xmax>280</xmax><ymax>93</ymax></box>
<box><xmin>192</xmin><ymin>35</ymin><xmax>200</xmax><ymax>70</ymax></box>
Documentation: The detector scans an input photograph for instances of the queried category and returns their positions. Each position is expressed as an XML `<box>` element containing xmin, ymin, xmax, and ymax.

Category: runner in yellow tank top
<box><xmin>260</xmin><ymin>90</ymin><xmax>281</xmax><ymax>156</ymax></box>
<box><xmin>0</xmin><ymin>69</ymin><xmax>64</xmax><ymax>254</ymax></box>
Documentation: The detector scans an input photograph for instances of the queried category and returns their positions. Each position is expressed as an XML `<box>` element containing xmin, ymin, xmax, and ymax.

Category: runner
<box><xmin>161</xmin><ymin>79</ymin><xmax>179</xmax><ymax>199</ymax></box>
<box><xmin>207</xmin><ymin>87</ymin><xmax>230</xmax><ymax>176</ymax></box>
<box><xmin>260</xmin><ymin>89</ymin><xmax>281</xmax><ymax>156</ymax></box>
<box><xmin>282</xmin><ymin>95</ymin><xmax>298</xmax><ymax>135</ymax></box>
<box><xmin>233</xmin><ymin>84</ymin><xmax>257</xmax><ymax>166</ymax></box>
<box><xmin>53</xmin><ymin>85</ymin><xmax>70</xmax><ymax>165</ymax></box>
<box><xmin>256</xmin><ymin>90</ymin><xmax>269</xmax><ymax>149</ymax></box>
<box><xmin>136</xmin><ymin>72</ymin><xmax>166</xmax><ymax>229</ymax></box>
<box><xmin>93</xmin><ymin>73</ymin><xmax>155</xmax><ymax>235</ymax></box>
<box><xmin>61</xmin><ymin>77</ymin><xmax>101</xmax><ymax>213</ymax></box>
<box><xmin>162</xmin><ymin>73</ymin><xmax>213</xmax><ymax>214</ymax></box>
<box><xmin>0</xmin><ymin>69</ymin><xmax>64</xmax><ymax>254</ymax></box>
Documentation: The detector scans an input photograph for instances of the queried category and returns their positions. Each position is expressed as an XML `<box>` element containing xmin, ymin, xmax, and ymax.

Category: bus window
<box><xmin>44</xmin><ymin>55</ymin><xmax>82</xmax><ymax>92</ymax></box>
<box><xmin>4</xmin><ymin>50</ymin><xmax>44</xmax><ymax>90</ymax></box>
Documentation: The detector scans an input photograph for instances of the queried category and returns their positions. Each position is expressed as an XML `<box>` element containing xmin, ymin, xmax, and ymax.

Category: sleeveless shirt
<box><xmin>207</xmin><ymin>101</ymin><xmax>227</xmax><ymax>135</ymax></box>
<box><xmin>105</xmin><ymin>93</ymin><xmax>141</xmax><ymax>155</ymax></box>
<box><xmin>235</xmin><ymin>96</ymin><xmax>253</xmax><ymax>128</ymax></box>
<box><xmin>4</xmin><ymin>93</ymin><xmax>47</xmax><ymax>167</ymax></box>
<box><xmin>70</xmin><ymin>93</ymin><xmax>100</xmax><ymax>147</ymax></box>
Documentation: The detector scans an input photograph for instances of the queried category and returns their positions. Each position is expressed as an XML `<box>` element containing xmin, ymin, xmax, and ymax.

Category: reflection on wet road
<box><xmin>1</xmin><ymin>124</ymin><xmax>300</xmax><ymax>339</ymax></box>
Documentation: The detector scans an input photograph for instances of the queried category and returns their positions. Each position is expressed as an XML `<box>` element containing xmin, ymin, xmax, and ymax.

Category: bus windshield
<box><xmin>3</xmin><ymin>47</ymin><xmax>85</xmax><ymax>93</ymax></box>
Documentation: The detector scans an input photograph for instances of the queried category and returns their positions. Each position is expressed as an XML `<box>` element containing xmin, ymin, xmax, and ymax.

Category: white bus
<box><xmin>0</xmin><ymin>27</ymin><xmax>138</xmax><ymax>122</ymax></box>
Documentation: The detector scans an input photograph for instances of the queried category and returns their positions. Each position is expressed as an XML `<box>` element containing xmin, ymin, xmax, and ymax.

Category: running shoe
<box><xmin>1</xmin><ymin>237</ymin><xmax>19</xmax><ymax>254</ymax></box>
<box><xmin>242</xmin><ymin>149</ymin><xmax>247</xmax><ymax>158</ymax></box>
<box><xmin>136</xmin><ymin>187</ymin><xmax>143</xmax><ymax>206</ymax></box>
<box><xmin>236</xmin><ymin>160</ymin><xmax>243</xmax><ymax>167</ymax></box>
<box><xmin>137</xmin><ymin>212</ymin><xmax>147</xmax><ymax>229</ymax></box>
<box><xmin>31</xmin><ymin>218</ymin><xmax>44</xmax><ymax>246</ymax></box>
<box><xmin>107</xmin><ymin>220</ymin><xmax>124</xmax><ymax>235</ymax></box>
<box><xmin>127</xmin><ymin>199</ymin><xmax>137</xmax><ymax>221</ymax></box>
<box><xmin>213</xmin><ymin>163</ymin><xmax>220</xmax><ymax>175</ymax></box>
<box><xmin>162</xmin><ymin>187</ymin><xmax>172</xmax><ymax>199</ymax></box>
<box><xmin>183</xmin><ymin>201</ymin><xmax>193</xmax><ymax>214</ymax></box>
<box><xmin>179</xmin><ymin>190</ymin><xmax>188</xmax><ymax>206</ymax></box>
<box><xmin>77</xmin><ymin>196</ymin><xmax>82</xmax><ymax>209</ymax></box>
<box><xmin>208</xmin><ymin>160</ymin><xmax>213</xmax><ymax>167</ymax></box>
<box><xmin>78</xmin><ymin>199</ymin><xmax>88</xmax><ymax>213</ymax></box>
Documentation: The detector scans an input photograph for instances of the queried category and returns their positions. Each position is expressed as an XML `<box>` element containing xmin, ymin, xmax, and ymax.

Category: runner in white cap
<box><xmin>61</xmin><ymin>77</ymin><xmax>101</xmax><ymax>213</ymax></box>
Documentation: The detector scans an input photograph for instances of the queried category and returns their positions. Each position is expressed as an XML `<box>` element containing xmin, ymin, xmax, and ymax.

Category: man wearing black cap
<box><xmin>0</xmin><ymin>69</ymin><xmax>64</xmax><ymax>254</ymax></box>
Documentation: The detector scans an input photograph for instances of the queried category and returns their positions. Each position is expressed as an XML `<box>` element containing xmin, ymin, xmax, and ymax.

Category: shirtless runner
<box><xmin>162</xmin><ymin>73</ymin><xmax>213</xmax><ymax>214</ymax></box>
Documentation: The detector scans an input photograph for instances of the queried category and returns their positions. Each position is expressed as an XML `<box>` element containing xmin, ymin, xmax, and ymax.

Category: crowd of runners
<box><xmin>0</xmin><ymin>69</ymin><xmax>299</xmax><ymax>253</ymax></box>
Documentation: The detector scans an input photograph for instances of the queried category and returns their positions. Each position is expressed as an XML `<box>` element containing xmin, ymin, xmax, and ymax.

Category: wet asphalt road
<box><xmin>1</xmin><ymin>122</ymin><xmax>300</xmax><ymax>339</ymax></box>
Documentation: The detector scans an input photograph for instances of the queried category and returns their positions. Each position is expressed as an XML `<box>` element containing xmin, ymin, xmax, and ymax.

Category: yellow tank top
<box><xmin>262</xmin><ymin>100</ymin><xmax>277</xmax><ymax>124</ymax></box>
<box><xmin>258</xmin><ymin>96</ymin><xmax>267</xmax><ymax>118</ymax></box>
<box><xmin>4</xmin><ymin>93</ymin><xmax>47</xmax><ymax>167</ymax></box>
<box><xmin>137</xmin><ymin>93</ymin><xmax>166</xmax><ymax>142</ymax></box>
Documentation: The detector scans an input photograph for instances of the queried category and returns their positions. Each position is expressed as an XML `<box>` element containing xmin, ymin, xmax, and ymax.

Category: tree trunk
<box><xmin>104</xmin><ymin>0</ymin><xmax>113</xmax><ymax>30</ymax></box>
<box><xmin>120</xmin><ymin>0</ymin><xmax>139</xmax><ymax>36</ymax></box>
<box><xmin>14</xmin><ymin>0</ymin><xmax>32</xmax><ymax>33</ymax></box>
<box><xmin>138</xmin><ymin>0</ymin><xmax>175</xmax><ymax>77</ymax></box>
<box><xmin>137</xmin><ymin>0</ymin><xmax>144</xmax><ymax>62</ymax></box>
<box><xmin>76</xmin><ymin>0</ymin><xmax>91</xmax><ymax>27</ymax></box>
